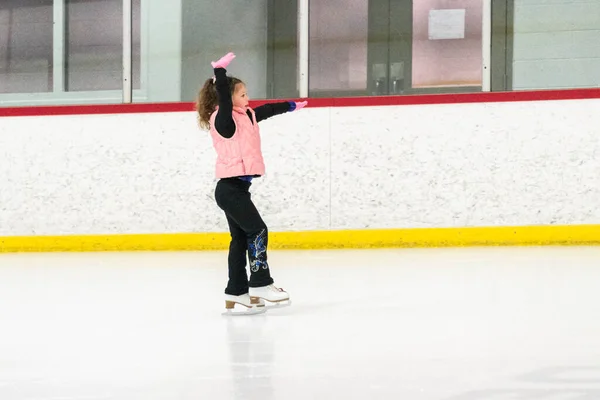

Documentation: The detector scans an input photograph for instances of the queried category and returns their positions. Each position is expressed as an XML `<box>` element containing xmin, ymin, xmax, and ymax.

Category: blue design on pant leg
<box><xmin>249</xmin><ymin>229</ymin><xmax>269</xmax><ymax>272</ymax></box>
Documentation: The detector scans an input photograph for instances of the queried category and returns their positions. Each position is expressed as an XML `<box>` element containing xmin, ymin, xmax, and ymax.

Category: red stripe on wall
<box><xmin>1</xmin><ymin>88</ymin><xmax>600</xmax><ymax>117</ymax></box>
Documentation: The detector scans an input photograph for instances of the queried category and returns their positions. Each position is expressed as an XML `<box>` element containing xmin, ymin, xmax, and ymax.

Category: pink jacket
<box><xmin>209</xmin><ymin>106</ymin><xmax>266</xmax><ymax>178</ymax></box>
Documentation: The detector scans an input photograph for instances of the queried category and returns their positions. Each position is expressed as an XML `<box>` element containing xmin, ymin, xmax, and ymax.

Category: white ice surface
<box><xmin>1</xmin><ymin>247</ymin><xmax>600</xmax><ymax>400</ymax></box>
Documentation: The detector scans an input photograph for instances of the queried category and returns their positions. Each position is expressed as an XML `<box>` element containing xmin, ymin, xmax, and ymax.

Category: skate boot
<box><xmin>223</xmin><ymin>293</ymin><xmax>266</xmax><ymax>316</ymax></box>
<box><xmin>249</xmin><ymin>284</ymin><xmax>291</xmax><ymax>309</ymax></box>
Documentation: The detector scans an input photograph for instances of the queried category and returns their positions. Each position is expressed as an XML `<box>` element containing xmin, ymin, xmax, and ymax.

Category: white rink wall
<box><xmin>1</xmin><ymin>99</ymin><xmax>599</xmax><ymax>236</ymax></box>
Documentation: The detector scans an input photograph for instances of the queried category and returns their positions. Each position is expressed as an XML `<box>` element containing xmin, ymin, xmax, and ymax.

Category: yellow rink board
<box><xmin>1</xmin><ymin>225</ymin><xmax>599</xmax><ymax>252</ymax></box>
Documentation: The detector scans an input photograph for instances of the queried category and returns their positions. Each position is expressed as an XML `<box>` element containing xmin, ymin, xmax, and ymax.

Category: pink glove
<box><xmin>294</xmin><ymin>100</ymin><xmax>308</xmax><ymax>110</ymax></box>
<box><xmin>211</xmin><ymin>52</ymin><xmax>236</xmax><ymax>69</ymax></box>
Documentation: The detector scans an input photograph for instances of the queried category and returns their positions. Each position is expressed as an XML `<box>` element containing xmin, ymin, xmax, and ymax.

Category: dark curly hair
<box><xmin>195</xmin><ymin>75</ymin><xmax>244</xmax><ymax>130</ymax></box>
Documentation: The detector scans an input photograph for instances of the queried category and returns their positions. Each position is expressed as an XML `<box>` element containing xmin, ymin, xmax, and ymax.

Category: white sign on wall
<box><xmin>428</xmin><ymin>9</ymin><xmax>466</xmax><ymax>40</ymax></box>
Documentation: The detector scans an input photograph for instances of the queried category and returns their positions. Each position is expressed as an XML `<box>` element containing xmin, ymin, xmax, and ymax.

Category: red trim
<box><xmin>2</xmin><ymin>88</ymin><xmax>600</xmax><ymax>117</ymax></box>
<box><xmin>0</xmin><ymin>102</ymin><xmax>195</xmax><ymax>117</ymax></box>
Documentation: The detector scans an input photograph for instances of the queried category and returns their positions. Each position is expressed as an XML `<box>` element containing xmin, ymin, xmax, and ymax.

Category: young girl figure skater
<box><xmin>196</xmin><ymin>52</ymin><xmax>307</xmax><ymax>314</ymax></box>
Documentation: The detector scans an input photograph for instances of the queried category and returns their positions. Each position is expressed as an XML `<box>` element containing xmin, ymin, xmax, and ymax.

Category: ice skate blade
<box><xmin>263</xmin><ymin>299</ymin><xmax>292</xmax><ymax>309</ymax></box>
<box><xmin>221</xmin><ymin>307</ymin><xmax>267</xmax><ymax>317</ymax></box>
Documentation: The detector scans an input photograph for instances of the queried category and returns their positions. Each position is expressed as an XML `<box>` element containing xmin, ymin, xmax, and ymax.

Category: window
<box><xmin>0</xmin><ymin>0</ymin><xmax>53</xmax><ymax>94</ymax></box>
<box><xmin>309</xmin><ymin>0</ymin><xmax>485</xmax><ymax>97</ymax></box>
<box><xmin>2</xmin><ymin>0</ymin><xmax>598</xmax><ymax>107</ymax></box>
<box><xmin>65</xmin><ymin>0</ymin><xmax>140</xmax><ymax>92</ymax></box>
<box><xmin>309</xmin><ymin>0</ymin><xmax>368</xmax><ymax>96</ymax></box>
<box><xmin>0</xmin><ymin>0</ymin><xmax>140</xmax><ymax>105</ymax></box>
<box><xmin>179</xmin><ymin>0</ymin><xmax>270</xmax><ymax>102</ymax></box>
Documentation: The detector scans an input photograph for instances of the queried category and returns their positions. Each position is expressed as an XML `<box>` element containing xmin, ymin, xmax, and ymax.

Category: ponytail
<box><xmin>195</xmin><ymin>75</ymin><xmax>245</xmax><ymax>130</ymax></box>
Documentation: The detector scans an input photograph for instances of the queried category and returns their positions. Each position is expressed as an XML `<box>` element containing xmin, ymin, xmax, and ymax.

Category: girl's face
<box><xmin>232</xmin><ymin>83</ymin><xmax>249</xmax><ymax>109</ymax></box>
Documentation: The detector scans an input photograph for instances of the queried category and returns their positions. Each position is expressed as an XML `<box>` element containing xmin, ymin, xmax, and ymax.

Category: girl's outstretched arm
<box><xmin>254</xmin><ymin>100</ymin><xmax>308</xmax><ymax>123</ymax></box>
<box><xmin>213</xmin><ymin>67</ymin><xmax>235</xmax><ymax>138</ymax></box>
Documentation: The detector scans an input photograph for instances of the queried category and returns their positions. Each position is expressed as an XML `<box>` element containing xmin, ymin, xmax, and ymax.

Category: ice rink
<box><xmin>1</xmin><ymin>247</ymin><xmax>599</xmax><ymax>400</ymax></box>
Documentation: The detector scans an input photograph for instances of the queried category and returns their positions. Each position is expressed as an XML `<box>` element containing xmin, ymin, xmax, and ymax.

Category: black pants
<box><xmin>214</xmin><ymin>178</ymin><xmax>274</xmax><ymax>295</ymax></box>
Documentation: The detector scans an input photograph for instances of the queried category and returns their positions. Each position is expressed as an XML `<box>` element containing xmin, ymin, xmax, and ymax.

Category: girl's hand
<box><xmin>211</xmin><ymin>52</ymin><xmax>236</xmax><ymax>69</ymax></box>
<box><xmin>293</xmin><ymin>101</ymin><xmax>308</xmax><ymax>110</ymax></box>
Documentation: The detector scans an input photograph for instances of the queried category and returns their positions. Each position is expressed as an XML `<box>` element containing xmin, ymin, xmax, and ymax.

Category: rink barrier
<box><xmin>1</xmin><ymin>224</ymin><xmax>599</xmax><ymax>252</ymax></box>
<box><xmin>2</xmin><ymin>88</ymin><xmax>600</xmax><ymax>252</ymax></box>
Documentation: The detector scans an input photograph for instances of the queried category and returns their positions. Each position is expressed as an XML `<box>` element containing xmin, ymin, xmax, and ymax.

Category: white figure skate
<box><xmin>249</xmin><ymin>284</ymin><xmax>291</xmax><ymax>309</ymax></box>
<box><xmin>222</xmin><ymin>293</ymin><xmax>266</xmax><ymax>316</ymax></box>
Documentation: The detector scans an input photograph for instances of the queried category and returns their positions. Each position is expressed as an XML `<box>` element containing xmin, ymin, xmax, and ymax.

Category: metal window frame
<box><xmin>482</xmin><ymin>0</ymin><xmax>492</xmax><ymax>91</ymax></box>
<box><xmin>53</xmin><ymin>0</ymin><xmax>66</xmax><ymax>93</ymax></box>
<box><xmin>297</xmin><ymin>0</ymin><xmax>309</xmax><ymax>98</ymax></box>
<box><xmin>57</xmin><ymin>0</ymin><xmax>135</xmax><ymax>102</ymax></box>
<box><xmin>123</xmin><ymin>0</ymin><xmax>133</xmax><ymax>102</ymax></box>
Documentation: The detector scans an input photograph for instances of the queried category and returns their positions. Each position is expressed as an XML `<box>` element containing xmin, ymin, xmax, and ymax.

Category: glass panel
<box><xmin>174</xmin><ymin>0</ymin><xmax>273</xmax><ymax>103</ymax></box>
<box><xmin>412</xmin><ymin>0</ymin><xmax>483</xmax><ymax>89</ymax></box>
<box><xmin>308</xmin><ymin>0</ymin><xmax>368</xmax><ymax>96</ymax></box>
<box><xmin>0</xmin><ymin>0</ymin><xmax>53</xmax><ymax>94</ymax></box>
<box><xmin>65</xmin><ymin>0</ymin><xmax>140</xmax><ymax>92</ymax></box>
<box><xmin>266</xmin><ymin>0</ymin><xmax>299</xmax><ymax>99</ymax></box>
